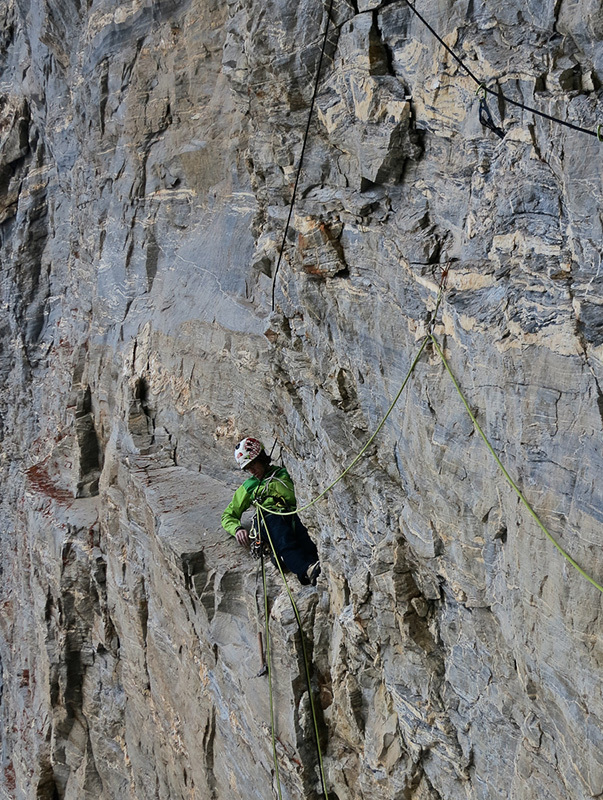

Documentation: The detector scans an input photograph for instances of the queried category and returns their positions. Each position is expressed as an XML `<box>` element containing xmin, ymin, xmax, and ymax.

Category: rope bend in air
<box><xmin>430</xmin><ymin>334</ymin><xmax>603</xmax><ymax>595</ymax></box>
<box><xmin>255</xmin><ymin>326</ymin><xmax>603</xmax><ymax>594</ymax></box>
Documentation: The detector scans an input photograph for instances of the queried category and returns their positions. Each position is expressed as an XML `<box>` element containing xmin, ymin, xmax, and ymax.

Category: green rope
<box><xmin>256</xmin><ymin>335</ymin><xmax>430</xmax><ymax>518</ymax></box>
<box><xmin>430</xmin><ymin>334</ymin><xmax>603</xmax><ymax>595</ymax></box>
<box><xmin>250</xmin><ymin>324</ymin><xmax>437</xmax><ymax>797</ymax></box>
<box><xmin>261</xmin><ymin>549</ymin><xmax>284</xmax><ymax>799</ymax></box>
<box><xmin>257</xmin><ymin>505</ymin><xmax>330</xmax><ymax>799</ymax></box>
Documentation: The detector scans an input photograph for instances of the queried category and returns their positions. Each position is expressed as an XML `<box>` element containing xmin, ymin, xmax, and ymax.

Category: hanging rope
<box><xmin>268</xmin><ymin>0</ymin><xmax>600</xmax><ymax>315</ymax></box>
<box><xmin>259</xmin><ymin>271</ymin><xmax>448</xmax><ymax>518</ymax></box>
<box><xmin>430</xmin><ymin>334</ymin><xmax>603</xmax><ymax>595</ymax></box>
<box><xmin>257</xmin><ymin>505</ymin><xmax>330</xmax><ymax>799</ymax></box>
<box><xmin>270</xmin><ymin>0</ymin><xmax>335</xmax><ymax>311</ymax></box>
<box><xmin>253</xmin><ymin>324</ymin><xmax>603</xmax><ymax>594</ymax></box>
<box><xmin>250</xmin><ymin>278</ymin><xmax>448</xmax><ymax>795</ymax></box>
<box><xmin>260</xmin><ymin>548</ymin><xmax>284</xmax><ymax>799</ymax></box>
<box><xmin>246</xmin><ymin>9</ymin><xmax>603</xmax><ymax>795</ymax></box>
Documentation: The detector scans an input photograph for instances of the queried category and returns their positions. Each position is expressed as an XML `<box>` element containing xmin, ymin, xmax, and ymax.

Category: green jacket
<box><xmin>221</xmin><ymin>465</ymin><xmax>297</xmax><ymax>537</ymax></box>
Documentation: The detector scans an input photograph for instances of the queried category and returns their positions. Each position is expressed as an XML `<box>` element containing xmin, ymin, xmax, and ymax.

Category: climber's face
<box><xmin>244</xmin><ymin>458</ymin><xmax>266</xmax><ymax>480</ymax></box>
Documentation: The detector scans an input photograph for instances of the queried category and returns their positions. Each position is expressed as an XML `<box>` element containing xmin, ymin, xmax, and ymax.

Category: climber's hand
<box><xmin>235</xmin><ymin>528</ymin><xmax>250</xmax><ymax>547</ymax></box>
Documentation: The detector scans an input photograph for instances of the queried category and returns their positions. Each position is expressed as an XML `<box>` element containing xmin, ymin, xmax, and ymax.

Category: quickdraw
<box><xmin>478</xmin><ymin>93</ymin><xmax>505</xmax><ymax>139</ymax></box>
<box><xmin>249</xmin><ymin>527</ymin><xmax>271</xmax><ymax>560</ymax></box>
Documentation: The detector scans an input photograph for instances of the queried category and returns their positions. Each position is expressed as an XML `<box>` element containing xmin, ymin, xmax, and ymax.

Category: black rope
<box><xmin>269</xmin><ymin>0</ymin><xmax>600</xmax><ymax>313</ymax></box>
<box><xmin>395</xmin><ymin>0</ymin><xmax>601</xmax><ymax>139</ymax></box>
<box><xmin>480</xmin><ymin>82</ymin><xmax>600</xmax><ymax>137</ymax></box>
<box><xmin>398</xmin><ymin>0</ymin><xmax>482</xmax><ymax>84</ymax></box>
<box><xmin>270</xmin><ymin>0</ymin><xmax>335</xmax><ymax>312</ymax></box>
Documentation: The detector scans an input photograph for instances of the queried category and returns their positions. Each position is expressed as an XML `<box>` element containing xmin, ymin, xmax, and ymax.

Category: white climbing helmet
<box><xmin>234</xmin><ymin>437</ymin><xmax>264</xmax><ymax>469</ymax></box>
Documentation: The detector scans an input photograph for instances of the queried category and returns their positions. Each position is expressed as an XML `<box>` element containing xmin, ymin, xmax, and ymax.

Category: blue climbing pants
<box><xmin>258</xmin><ymin>512</ymin><xmax>318</xmax><ymax>582</ymax></box>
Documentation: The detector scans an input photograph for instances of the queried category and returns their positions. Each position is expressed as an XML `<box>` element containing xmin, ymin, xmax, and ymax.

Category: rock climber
<box><xmin>221</xmin><ymin>437</ymin><xmax>321</xmax><ymax>585</ymax></box>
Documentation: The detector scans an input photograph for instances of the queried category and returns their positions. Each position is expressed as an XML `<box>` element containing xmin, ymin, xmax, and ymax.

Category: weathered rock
<box><xmin>0</xmin><ymin>0</ymin><xmax>602</xmax><ymax>798</ymax></box>
<box><xmin>316</xmin><ymin>13</ymin><xmax>421</xmax><ymax>189</ymax></box>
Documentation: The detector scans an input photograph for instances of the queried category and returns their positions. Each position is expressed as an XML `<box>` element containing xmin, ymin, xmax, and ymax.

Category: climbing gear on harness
<box><xmin>235</xmin><ymin>437</ymin><xmax>265</xmax><ymax>469</ymax></box>
<box><xmin>249</xmin><ymin>528</ymin><xmax>262</xmax><ymax>559</ymax></box>
<box><xmin>249</xmin><ymin>526</ymin><xmax>271</xmax><ymax>560</ymax></box>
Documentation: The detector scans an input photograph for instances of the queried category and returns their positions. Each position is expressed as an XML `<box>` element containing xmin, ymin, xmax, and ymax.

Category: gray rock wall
<box><xmin>0</xmin><ymin>0</ymin><xmax>602</xmax><ymax>798</ymax></box>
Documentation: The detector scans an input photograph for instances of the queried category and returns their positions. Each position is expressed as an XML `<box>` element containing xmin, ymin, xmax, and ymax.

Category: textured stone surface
<box><xmin>1</xmin><ymin>0</ymin><xmax>602</xmax><ymax>798</ymax></box>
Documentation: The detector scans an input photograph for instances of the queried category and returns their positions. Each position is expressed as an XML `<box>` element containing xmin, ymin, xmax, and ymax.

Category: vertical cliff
<box><xmin>0</xmin><ymin>0</ymin><xmax>602</xmax><ymax>798</ymax></box>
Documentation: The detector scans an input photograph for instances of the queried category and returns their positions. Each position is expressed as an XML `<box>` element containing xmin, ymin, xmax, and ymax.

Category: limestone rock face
<box><xmin>0</xmin><ymin>0</ymin><xmax>602</xmax><ymax>799</ymax></box>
